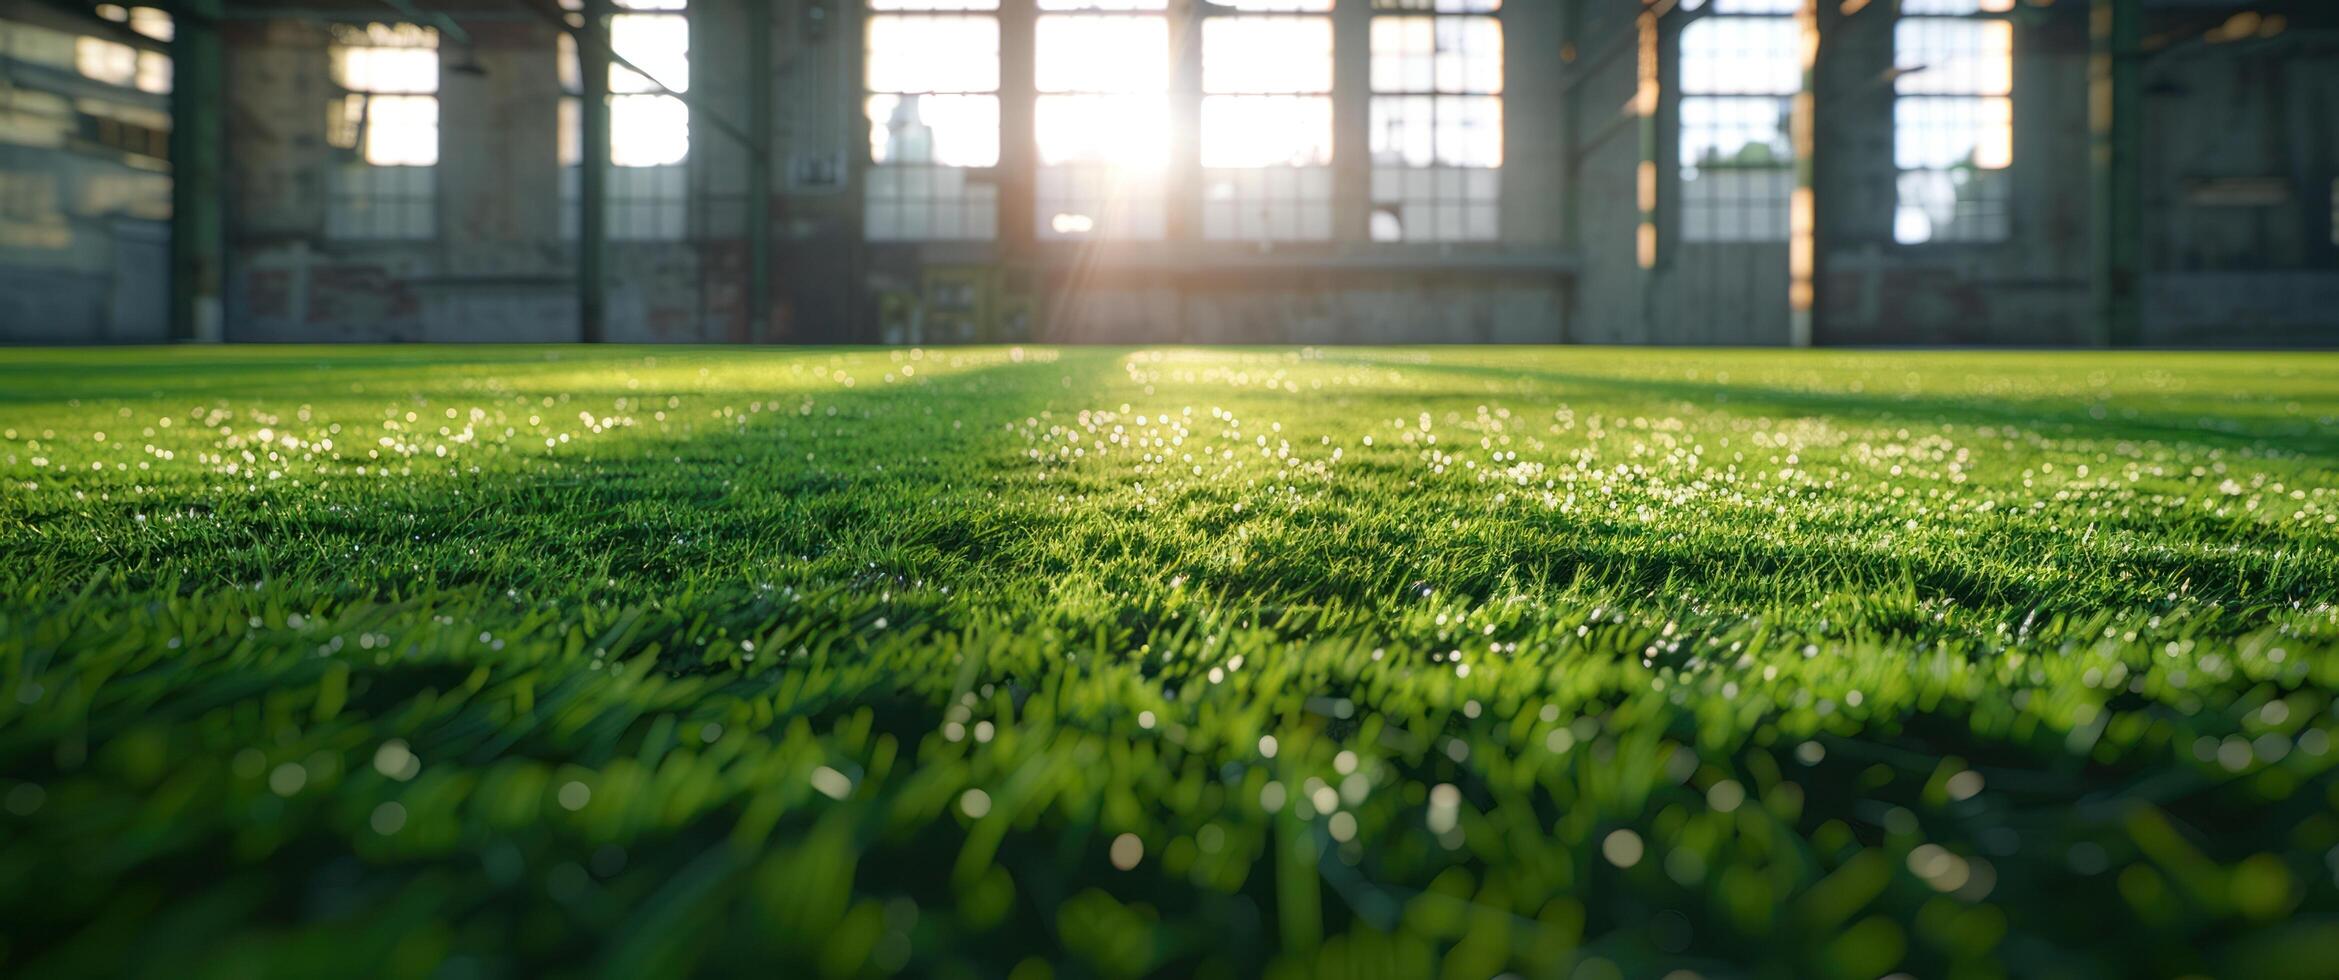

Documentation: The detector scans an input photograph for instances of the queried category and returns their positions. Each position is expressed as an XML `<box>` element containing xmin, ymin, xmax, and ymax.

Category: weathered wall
<box><xmin>6</xmin><ymin>0</ymin><xmax>2337</xmax><ymax>347</ymax></box>
<box><xmin>819</xmin><ymin>0</ymin><xmax>1574</xmax><ymax>346</ymax></box>
<box><xmin>2137</xmin><ymin>25</ymin><xmax>2339</xmax><ymax>344</ymax></box>
<box><xmin>1812</xmin><ymin>3</ymin><xmax>2094</xmax><ymax>347</ymax></box>
<box><xmin>0</xmin><ymin>7</ymin><xmax>171</xmax><ymax>344</ymax></box>
<box><xmin>217</xmin><ymin>16</ymin><xmax>729</xmax><ymax>343</ymax></box>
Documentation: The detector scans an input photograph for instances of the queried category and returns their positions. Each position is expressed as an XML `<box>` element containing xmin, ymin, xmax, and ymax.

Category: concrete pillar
<box><xmin>998</xmin><ymin>0</ymin><xmax>1037</xmax><ymax>252</ymax></box>
<box><xmin>1501</xmin><ymin>0</ymin><xmax>1566</xmax><ymax>247</ymax></box>
<box><xmin>1168</xmin><ymin>0</ymin><xmax>1202</xmax><ymax>241</ymax></box>
<box><xmin>1331</xmin><ymin>0</ymin><xmax>1370</xmax><ymax>244</ymax></box>
<box><xmin>170</xmin><ymin>0</ymin><xmax>226</xmax><ymax>342</ymax></box>
<box><xmin>2090</xmin><ymin>0</ymin><xmax>2142</xmax><ymax>347</ymax></box>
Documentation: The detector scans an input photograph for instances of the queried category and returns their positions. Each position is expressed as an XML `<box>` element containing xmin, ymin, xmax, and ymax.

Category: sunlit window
<box><xmin>125</xmin><ymin>5</ymin><xmax>172</xmax><ymax>42</ymax></box>
<box><xmin>1036</xmin><ymin>1</ymin><xmax>1170</xmax><ymax>241</ymax></box>
<box><xmin>1201</xmin><ymin>1</ymin><xmax>1334</xmax><ymax>241</ymax></box>
<box><xmin>865</xmin><ymin>1</ymin><xmax>1001</xmax><ymax>242</ymax></box>
<box><xmin>326</xmin><ymin>23</ymin><xmax>438</xmax><ymax>240</ymax></box>
<box><xmin>73</xmin><ymin>8</ymin><xmax>172</xmax><ymax>94</ymax></box>
<box><xmin>1894</xmin><ymin>0</ymin><xmax>2013</xmax><ymax>244</ymax></box>
<box><xmin>1678</xmin><ymin>0</ymin><xmax>1797</xmax><ymax>243</ymax></box>
<box><xmin>1369</xmin><ymin>0</ymin><xmax>1502</xmax><ymax>243</ymax></box>
<box><xmin>559</xmin><ymin>0</ymin><xmax>690</xmax><ymax>241</ymax></box>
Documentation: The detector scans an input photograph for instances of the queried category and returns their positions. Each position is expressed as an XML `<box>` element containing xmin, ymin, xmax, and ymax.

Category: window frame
<box><xmin>1197</xmin><ymin>2</ymin><xmax>1338</xmax><ymax>243</ymax></box>
<box><xmin>853</xmin><ymin>0</ymin><xmax>1517</xmax><ymax>251</ymax></box>
<box><xmin>1031</xmin><ymin>0</ymin><xmax>1173</xmax><ymax>242</ymax></box>
<box><xmin>862</xmin><ymin>1</ymin><xmax>1005</xmax><ymax>243</ymax></box>
<box><xmin>324</xmin><ymin>22</ymin><xmax>440</xmax><ymax>242</ymax></box>
<box><xmin>1892</xmin><ymin>0</ymin><xmax>2016</xmax><ymax>247</ymax></box>
<box><xmin>559</xmin><ymin>1</ymin><xmax>693</xmax><ymax>243</ymax></box>
<box><xmin>1675</xmin><ymin>1</ymin><xmax>1800</xmax><ymax>245</ymax></box>
<box><xmin>1366</xmin><ymin>0</ymin><xmax>1505</xmax><ymax>244</ymax></box>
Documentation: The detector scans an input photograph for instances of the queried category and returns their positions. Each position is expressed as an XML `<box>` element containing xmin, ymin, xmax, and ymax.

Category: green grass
<box><xmin>3</xmin><ymin>345</ymin><xmax>2338</xmax><ymax>979</ymax></box>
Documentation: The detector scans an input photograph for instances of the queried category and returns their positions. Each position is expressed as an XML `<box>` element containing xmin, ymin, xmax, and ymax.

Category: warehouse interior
<box><xmin>0</xmin><ymin>0</ymin><xmax>2333</xmax><ymax>347</ymax></box>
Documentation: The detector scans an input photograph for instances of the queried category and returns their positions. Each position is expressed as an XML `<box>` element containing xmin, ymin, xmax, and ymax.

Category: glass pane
<box><xmin>610</xmin><ymin>13</ymin><xmax>688</xmax><ymax>94</ymax></box>
<box><xmin>1680</xmin><ymin>16</ymin><xmax>1799</xmax><ymax>96</ymax></box>
<box><xmin>1894</xmin><ymin>18</ymin><xmax>2011</xmax><ymax>96</ymax></box>
<box><xmin>610</xmin><ymin>94</ymin><xmax>688</xmax><ymax>166</ymax></box>
<box><xmin>1036</xmin><ymin>15</ymin><xmax>1168</xmax><ymax>94</ymax></box>
<box><xmin>866</xmin><ymin>94</ymin><xmax>1001</xmax><ymax>167</ymax></box>
<box><xmin>1204</xmin><ymin>18</ymin><xmax>1332</xmax><ymax>94</ymax></box>
<box><xmin>1893</xmin><ymin>95</ymin><xmax>2010</xmax><ymax>170</ymax></box>
<box><xmin>365</xmin><ymin>94</ymin><xmax>438</xmax><ymax>166</ymax></box>
<box><xmin>1036</xmin><ymin>94</ymin><xmax>1168</xmax><ymax>168</ymax></box>
<box><xmin>867</xmin><ymin>15</ymin><xmax>1001</xmax><ymax>93</ymax></box>
<box><xmin>1201</xmin><ymin>96</ymin><xmax>1332</xmax><ymax>167</ymax></box>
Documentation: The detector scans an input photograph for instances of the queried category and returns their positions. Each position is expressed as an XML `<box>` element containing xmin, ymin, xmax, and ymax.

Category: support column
<box><xmin>1331</xmin><ymin>0</ymin><xmax>1370</xmax><ymax>244</ymax></box>
<box><xmin>748</xmin><ymin>0</ymin><xmax>774</xmax><ymax>342</ymax></box>
<box><xmin>2090</xmin><ymin>0</ymin><xmax>2142</xmax><ymax>348</ymax></box>
<box><xmin>579</xmin><ymin>0</ymin><xmax>613</xmax><ymax>343</ymax></box>
<box><xmin>1167</xmin><ymin>0</ymin><xmax>1203</xmax><ymax>243</ymax></box>
<box><xmin>1558</xmin><ymin>0</ymin><xmax>1583</xmax><ymax>252</ymax></box>
<box><xmin>170</xmin><ymin>0</ymin><xmax>225</xmax><ymax>343</ymax></box>
<box><xmin>998</xmin><ymin>0</ymin><xmax>1038</xmax><ymax>253</ymax></box>
<box><xmin>1788</xmin><ymin>0</ymin><xmax>1819</xmax><ymax>347</ymax></box>
<box><xmin>1634</xmin><ymin>2</ymin><xmax>1660</xmax><ymax>274</ymax></box>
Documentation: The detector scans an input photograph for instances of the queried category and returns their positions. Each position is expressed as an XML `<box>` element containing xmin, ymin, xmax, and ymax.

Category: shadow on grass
<box><xmin>1398</xmin><ymin>357</ymin><xmax>2339</xmax><ymax>460</ymax></box>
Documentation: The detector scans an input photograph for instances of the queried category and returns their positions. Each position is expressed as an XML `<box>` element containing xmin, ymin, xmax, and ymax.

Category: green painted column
<box><xmin>169</xmin><ymin>0</ymin><xmax>225</xmax><ymax>342</ymax></box>
<box><xmin>580</xmin><ymin>0</ymin><xmax>613</xmax><ymax>343</ymax></box>
<box><xmin>748</xmin><ymin>0</ymin><xmax>774</xmax><ymax>342</ymax></box>
<box><xmin>2090</xmin><ymin>0</ymin><xmax>2142</xmax><ymax>347</ymax></box>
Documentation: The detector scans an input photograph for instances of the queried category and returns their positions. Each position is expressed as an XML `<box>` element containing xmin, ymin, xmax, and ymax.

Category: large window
<box><xmin>326</xmin><ymin>23</ymin><xmax>438</xmax><ymax>240</ymax></box>
<box><xmin>559</xmin><ymin>0</ymin><xmax>690</xmax><ymax>241</ymax></box>
<box><xmin>1035</xmin><ymin>1</ymin><xmax>1170</xmax><ymax>241</ymax></box>
<box><xmin>1201</xmin><ymin>1</ymin><xmax>1334</xmax><ymax>242</ymax></box>
<box><xmin>864</xmin><ymin>1</ymin><xmax>1001</xmax><ymax>242</ymax></box>
<box><xmin>1678</xmin><ymin>0</ymin><xmax>1797</xmax><ymax>242</ymax></box>
<box><xmin>1894</xmin><ymin>0</ymin><xmax>2013</xmax><ymax>244</ymax></box>
<box><xmin>1368</xmin><ymin>0</ymin><xmax>1502</xmax><ymax>243</ymax></box>
<box><xmin>75</xmin><ymin>6</ymin><xmax>172</xmax><ymax>94</ymax></box>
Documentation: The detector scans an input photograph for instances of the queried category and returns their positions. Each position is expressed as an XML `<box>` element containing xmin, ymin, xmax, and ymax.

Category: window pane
<box><xmin>609</xmin><ymin>94</ymin><xmax>688</xmax><ymax>166</ymax></box>
<box><xmin>1683</xmin><ymin>0</ymin><xmax>1801</xmax><ymax>12</ymax></box>
<box><xmin>1203</xmin><ymin>18</ymin><xmax>1332</xmax><ymax>94</ymax></box>
<box><xmin>1036</xmin><ymin>15</ymin><xmax>1168</xmax><ymax>94</ymax></box>
<box><xmin>1205</xmin><ymin>0</ymin><xmax>1332</xmax><ymax>10</ymax></box>
<box><xmin>1894</xmin><ymin>18</ymin><xmax>2011</xmax><ymax>96</ymax></box>
<box><xmin>1902</xmin><ymin>0</ymin><xmax>2014</xmax><ymax>13</ymax></box>
<box><xmin>1893</xmin><ymin>95</ymin><xmax>2010</xmax><ymax>170</ymax></box>
<box><xmin>1371</xmin><ymin>15</ymin><xmax>1499</xmax><ymax>94</ymax></box>
<box><xmin>610</xmin><ymin>13</ymin><xmax>688</xmax><ymax>93</ymax></box>
<box><xmin>330</xmin><ymin>24</ymin><xmax>438</xmax><ymax>93</ymax></box>
<box><xmin>1895</xmin><ymin>167</ymin><xmax>2010</xmax><ymax>244</ymax></box>
<box><xmin>1036</xmin><ymin>94</ymin><xmax>1168</xmax><ymax>167</ymax></box>
<box><xmin>867</xmin><ymin>94</ymin><xmax>1000</xmax><ymax>167</ymax></box>
<box><xmin>866</xmin><ymin>8</ymin><xmax>1001</xmax><ymax>242</ymax></box>
<box><xmin>1682</xmin><ymin>96</ymin><xmax>1791</xmax><ymax>169</ymax></box>
<box><xmin>1680</xmin><ymin>16</ymin><xmax>1799</xmax><ymax>96</ymax></box>
<box><xmin>75</xmin><ymin>37</ymin><xmax>137</xmax><ymax>87</ymax></box>
<box><xmin>1373</xmin><ymin>0</ymin><xmax>1500</xmax><ymax>11</ymax></box>
<box><xmin>867</xmin><ymin>16</ymin><xmax>1000</xmax><ymax>93</ymax></box>
<box><xmin>1202</xmin><ymin>96</ymin><xmax>1331</xmax><ymax>167</ymax></box>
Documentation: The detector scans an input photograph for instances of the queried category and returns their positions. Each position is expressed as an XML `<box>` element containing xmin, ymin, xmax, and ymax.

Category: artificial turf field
<box><xmin>2</xmin><ymin>345</ymin><xmax>2337</xmax><ymax>979</ymax></box>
